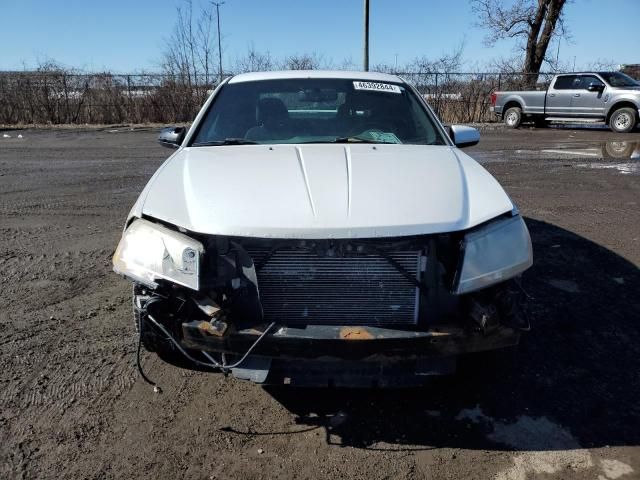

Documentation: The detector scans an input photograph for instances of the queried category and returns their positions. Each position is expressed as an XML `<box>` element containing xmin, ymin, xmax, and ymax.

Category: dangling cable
<box><xmin>136</xmin><ymin>308</ymin><xmax>161</xmax><ymax>392</ymax></box>
<box><xmin>145</xmin><ymin>312</ymin><xmax>275</xmax><ymax>373</ymax></box>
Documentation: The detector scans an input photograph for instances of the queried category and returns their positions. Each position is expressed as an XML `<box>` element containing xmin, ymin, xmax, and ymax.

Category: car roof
<box><xmin>228</xmin><ymin>70</ymin><xmax>405</xmax><ymax>84</ymax></box>
<box><xmin>554</xmin><ymin>72</ymin><xmax>608</xmax><ymax>76</ymax></box>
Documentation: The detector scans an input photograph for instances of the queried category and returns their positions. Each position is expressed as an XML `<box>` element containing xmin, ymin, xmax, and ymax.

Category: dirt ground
<box><xmin>1</xmin><ymin>125</ymin><xmax>639</xmax><ymax>479</ymax></box>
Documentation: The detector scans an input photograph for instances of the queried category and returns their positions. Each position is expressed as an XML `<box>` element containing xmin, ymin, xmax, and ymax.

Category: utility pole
<box><xmin>212</xmin><ymin>1</ymin><xmax>225</xmax><ymax>83</ymax></box>
<box><xmin>363</xmin><ymin>0</ymin><xmax>370</xmax><ymax>71</ymax></box>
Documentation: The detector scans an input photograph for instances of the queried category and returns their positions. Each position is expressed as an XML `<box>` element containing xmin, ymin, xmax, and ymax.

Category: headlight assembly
<box><xmin>113</xmin><ymin>218</ymin><xmax>204</xmax><ymax>290</ymax></box>
<box><xmin>454</xmin><ymin>215</ymin><xmax>532</xmax><ymax>295</ymax></box>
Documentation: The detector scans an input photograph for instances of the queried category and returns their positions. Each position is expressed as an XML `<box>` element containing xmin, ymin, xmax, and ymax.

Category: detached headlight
<box><xmin>113</xmin><ymin>219</ymin><xmax>204</xmax><ymax>290</ymax></box>
<box><xmin>454</xmin><ymin>215</ymin><xmax>532</xmax><ymax>295</ymax></box>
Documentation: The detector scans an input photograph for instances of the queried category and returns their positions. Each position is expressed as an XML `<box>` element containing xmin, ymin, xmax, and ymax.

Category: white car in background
<box><xmin>113</xmin><ymin>70</ymin><xmax>533</xmax><ymax>387</ymax></box>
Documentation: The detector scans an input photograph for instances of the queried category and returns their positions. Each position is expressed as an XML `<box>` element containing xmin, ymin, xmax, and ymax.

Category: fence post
<box><xmin>62</xmin><ymin>73</ymin><xmax>69</xmax><ymax>124</ymax></box>
<box><xmin>434</xmin><ymin>73</ymin><xmax>439</xmax><ymax>116</ymax></box>
<box><xmin>126</xmin><ymin>75</ymin><xmax>132</xmax><ymax>123</ymax></box>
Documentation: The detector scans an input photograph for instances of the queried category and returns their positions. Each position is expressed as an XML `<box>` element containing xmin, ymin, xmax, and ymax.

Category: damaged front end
<box><xmin>114</xmin><ymin>213</ymin><xmax>532</xmax><ymax>387</ymax></box>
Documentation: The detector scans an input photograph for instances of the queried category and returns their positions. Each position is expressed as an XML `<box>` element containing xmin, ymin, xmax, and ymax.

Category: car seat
<box><xmin>245</xmin><ymin>97</ymin><xmax>291</xmax><ymax>141</ymax></box>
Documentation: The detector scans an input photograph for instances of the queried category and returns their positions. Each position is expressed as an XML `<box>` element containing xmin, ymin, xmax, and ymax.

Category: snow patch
<box><xmin>600</xmin><ymin>459</ymin><xmax>634</xmax><ymax>479</ymax></box>
<box><xmin>495</xmin><ymin>450</ymin><xmax>593</xmax><ymax>480</ymax></box>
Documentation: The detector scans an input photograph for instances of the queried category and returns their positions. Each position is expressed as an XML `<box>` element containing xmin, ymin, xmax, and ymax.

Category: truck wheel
<box><xmin>609</xmin><ymin>108</ymin><xmax>637</xmax><ymax>133</ymax></box>
<box><xmin>504</xmin><ymin>107</ymin><xmax>522</xmax><ymax>128</ymax></box>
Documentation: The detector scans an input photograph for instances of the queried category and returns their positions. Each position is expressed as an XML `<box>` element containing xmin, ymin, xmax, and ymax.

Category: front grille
<box><xmin>249</xmin><ymin>248</ymin><xmax>422</xmax><ymax>326</ymax></box>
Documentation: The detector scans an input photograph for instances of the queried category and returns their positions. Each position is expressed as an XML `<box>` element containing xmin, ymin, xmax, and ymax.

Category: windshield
<box><xmin>599</xmin><ymin>72</ymin><xmax>640</xmax><ymax>88</ymax></box>
<box><xmin>190</xmin><ymin>78</ymin><xmax>447</xmax><ymax>146</ymax></box>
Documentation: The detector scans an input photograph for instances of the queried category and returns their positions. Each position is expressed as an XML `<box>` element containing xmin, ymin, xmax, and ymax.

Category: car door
<box><xmin>570</xmin><ymin>75</ymin><xmax>607</xmax><ymax>118</ymax></box>
<box><xmin>546</xmin><ymin>75</ymin><xmax>580</xmax><ymax>116</ymax></box>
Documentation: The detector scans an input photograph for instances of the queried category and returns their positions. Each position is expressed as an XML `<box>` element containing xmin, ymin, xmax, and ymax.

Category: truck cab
<box><xmin>546</xmin><ymin>73</ymin><xmax>607</xmax><ymax>117</ymax></box>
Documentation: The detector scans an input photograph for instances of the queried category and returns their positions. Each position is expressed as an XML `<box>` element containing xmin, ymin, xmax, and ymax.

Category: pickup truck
<box><xmin>490</xmin><ymin>72</ymin><xmax>640</xmax><ymax>133</ymax></box>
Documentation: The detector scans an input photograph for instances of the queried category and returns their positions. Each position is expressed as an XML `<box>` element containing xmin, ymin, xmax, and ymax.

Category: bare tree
<box><xmin>408</xmin><ymin>47</ymin><xmax>464</xmax><ymax>74</ymax></box>
<box><xmin>280</xmin><ymin>53</ymin><xmax>329</xmax><ymax>70</ymax></box>
<box><xmin>233</xmin><ymin>45</ymin><xmax>276</xmax><ymax>73</ymax></box>
<box><xmin>161</xmin><ymin>0</ymin><xmax>218</xmax><ymax>85</ymax></box>
<box><xmin>336</xmin><ymin>57</ymin><xmax>359</xmax><ymax>71</ymax></box>
<box><xmin>585</xmin><ymin>58</ymin><xmax>620</xmax><ymax>71</ymax></box>
<box><xmin>471</xmin><ymin>0</ymin><xmax>569</xmax><ymax>83</ymax></box>
<box><xmin>398</xmin><ymin>43</ymin><xmax>465</xmax><ymax>89</ymax></box>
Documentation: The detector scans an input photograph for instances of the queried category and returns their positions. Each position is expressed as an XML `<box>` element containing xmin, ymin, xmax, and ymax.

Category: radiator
<box><xmin>248</xmin><ymin>248</ymin><xmax>422</xmax><ymax>326</ymax></box>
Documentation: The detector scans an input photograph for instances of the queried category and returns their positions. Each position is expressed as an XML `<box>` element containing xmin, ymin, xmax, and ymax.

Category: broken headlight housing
<box><xmin>113</xmin><ymin>218</ymin><xmax>204</xmax><ymax>290</ymax></box>
<box><xmin>454</xmin><ymin>215</ymin><xmax>532</xmax><ymax>295</ymax></box>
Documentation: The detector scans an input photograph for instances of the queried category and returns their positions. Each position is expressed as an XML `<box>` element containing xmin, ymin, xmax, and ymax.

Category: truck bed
<box><xmin>491</xmin><ymin>90</ymin><xmax>547</xmax><ymax>115</ymax></box>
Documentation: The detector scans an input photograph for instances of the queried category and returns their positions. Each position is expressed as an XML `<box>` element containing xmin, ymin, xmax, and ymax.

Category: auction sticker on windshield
<box><xmin>353</xmin><ymin>81</ymin><xmax>401</xmax><ymax>94</ymax></box>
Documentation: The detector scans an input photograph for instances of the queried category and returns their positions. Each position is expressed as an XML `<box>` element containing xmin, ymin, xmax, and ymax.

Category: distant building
<box><xmin>620</xmin><ymin>64</ymin><xmax>640</xmax><ymax>80</ymax></box>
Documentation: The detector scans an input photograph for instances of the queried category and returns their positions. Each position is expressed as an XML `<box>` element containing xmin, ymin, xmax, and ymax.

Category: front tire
<box><xmin>609</xmin><ymin>108</ymin><xmax>637</xmax><ymax>133</ymax></box>
<box><xmin>504</xmin><ymin>107</ymin><xmax>522</xmax><ymax>129</ymax></box>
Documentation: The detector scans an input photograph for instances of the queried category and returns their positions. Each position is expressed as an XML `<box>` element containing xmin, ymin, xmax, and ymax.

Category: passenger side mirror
<box><xmin>587</xmin><ymin>83</ymin><xmax>604</xmax><ymax>93</ymax></box>
<box><xmin>448</xmin><ymin>125</ymin><xmax>480</xmax><ymax>148</ymax></box>
<box><xmin>158</xmin><ymin>126</ymin><xmax>186</xmax><ymax>149</ymax></box>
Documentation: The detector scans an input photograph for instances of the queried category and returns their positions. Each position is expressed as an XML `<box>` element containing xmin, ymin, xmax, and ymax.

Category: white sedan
<box><xmin>113</xmin><ymin>70</ymin><xmax>532</xmax><ymax>387</ymax></box>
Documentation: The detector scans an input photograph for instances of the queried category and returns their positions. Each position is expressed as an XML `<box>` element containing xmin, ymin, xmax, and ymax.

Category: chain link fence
<box><xmin>0</xmin><ymin>71</ymin><xmax>558</xmax><ymax>125</ymax></box>
<box><xmin>407</xmin><ymin>71</ymin><xmax>555</xmax><ymax>123</ymax></box>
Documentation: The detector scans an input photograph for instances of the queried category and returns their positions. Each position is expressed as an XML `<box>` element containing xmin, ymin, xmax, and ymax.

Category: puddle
<box><xmin>575</xmin><ymin>162</ymin><xmax>638</xmax><ymax>175</ymax></box>
<box><xmin>477</xmin><ymin>140</ymin><xmax>640</xmax><ymax>174</ymax></box>
<box><xmin>541</xmin><ymin>140</ymin><xmax>640</xmax><ymax>161</ymax></box>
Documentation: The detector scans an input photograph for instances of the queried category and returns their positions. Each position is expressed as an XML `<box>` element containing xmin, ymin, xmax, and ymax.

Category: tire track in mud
<box><xmin>0</xmin><ymin>365</ymin><xmax>137</xmax><ymax>409</ymax></box>
<box><xmin>0</xmin><ymin>198</ymin><xmax>128</xmax><ymax>216</ymax></box>
<box><xmin>1</xmin><ymin>309</ymin><xmax>139</xmax><ymax>412</ymax></box>
<box><xmin>6</xmin><ymin>167</ymin><xmax>159</xmax><ymax>426</ymax></box>
<box><xmin>0</xmin><ymin>253</ymin><xmax>109</xmax><ymax>321</ymax></box>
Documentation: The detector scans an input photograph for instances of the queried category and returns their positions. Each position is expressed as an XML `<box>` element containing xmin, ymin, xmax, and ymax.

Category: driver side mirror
<box><xmin>448</xmin><ymin>125</ymin><xmax>480</xmax><ymax>148</ymax></box>
<box><xmin>587</xmin><ymin>83</ymin><xmax>604</xmax><ymax>93</ymax></box>
<box><xmin>158</xmin><ymin>126</ymin><xmax>186</xmax><ymax>149</ymax></box>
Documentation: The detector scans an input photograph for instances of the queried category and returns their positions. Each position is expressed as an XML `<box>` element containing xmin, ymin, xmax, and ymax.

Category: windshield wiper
<box><xmin>191</xmin><ymin>138</ymin><xmax>258</xmax><ymax>146</ymax></box>
<box><xmin>331</xmin><ymin>136</ymin><xmax>381</xmax><ymax>144</ymax></box>
<box><xmin>303</xmin><ymin>136</ymin><xmax>398</xmax><ymax>144</ymax></box>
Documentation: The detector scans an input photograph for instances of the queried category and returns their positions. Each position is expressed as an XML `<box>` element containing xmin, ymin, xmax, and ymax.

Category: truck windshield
<box><xmin>191</xmin><ymin>78</ymin><xmax>446</xmax><ymax>146</ymax></box>
<box><xmin>599</xmin><ymin>72</ymin><xmax>640</xmax><ymax>88</ymax></box>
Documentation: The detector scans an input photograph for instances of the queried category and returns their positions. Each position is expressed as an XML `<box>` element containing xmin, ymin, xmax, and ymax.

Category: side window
<box><xmin>578</xmin><ymin>75</ymin><xmax>604</xmax><ymax>89</ymax></box>
<box><xmin>553</xmin><ymin>75</ymin><xmax>578</xmax><ymax>89</ymax></box>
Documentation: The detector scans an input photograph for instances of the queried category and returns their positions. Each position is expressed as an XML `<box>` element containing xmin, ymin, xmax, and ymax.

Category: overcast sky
<box><xmin>1</xmin><ymin>0</ymin><xmax>638</xmax><ymax>72</ymax></box>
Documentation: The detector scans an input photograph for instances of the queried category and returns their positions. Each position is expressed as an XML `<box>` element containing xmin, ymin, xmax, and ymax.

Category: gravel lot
<box><xmin>1</xmin><ymin>125</ymin><xmax>639</xmax><ymax>479</ymax></box>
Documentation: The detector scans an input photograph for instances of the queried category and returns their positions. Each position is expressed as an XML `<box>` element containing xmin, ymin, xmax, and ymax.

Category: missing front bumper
<box><xmin>180</xmin><ymin>321</ymin><xmax>521</xmax><ymax>361</ymax></box>
<box><xmin>179</xmin><ymin>323</ymin><xmax>519</xmax><ymax>386</ymax></box>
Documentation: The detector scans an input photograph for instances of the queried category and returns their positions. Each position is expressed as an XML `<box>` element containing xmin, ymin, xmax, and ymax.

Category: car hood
<box><xmin>137</xmin><ymin>144</ymin><xmax>514</xmax><ymax>239</ymax></box>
